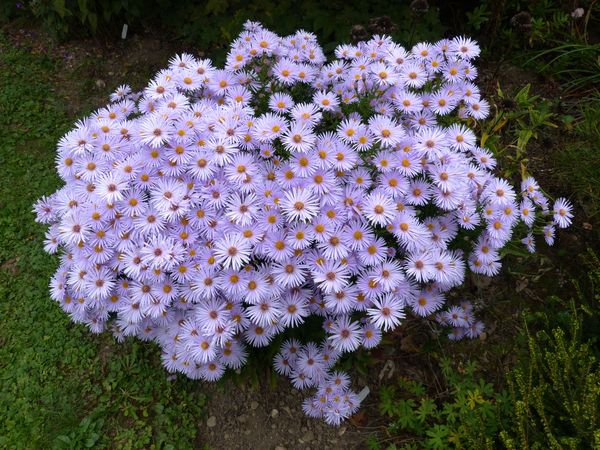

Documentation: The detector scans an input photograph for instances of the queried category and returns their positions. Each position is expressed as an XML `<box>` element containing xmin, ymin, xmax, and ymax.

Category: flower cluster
<box><xmin>34</xmin><ymin>21</ymin><xmax>572</xmax><ymax>424</ymax></box>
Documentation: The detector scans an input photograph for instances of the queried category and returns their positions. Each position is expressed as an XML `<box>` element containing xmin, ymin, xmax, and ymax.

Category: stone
<box><xmin>299</xmin><ymin>430</ymin><xmax>314</xmax><ymax>444</ymax></box>
<box><xmin>206</xmin><ymin>416</ymin><xmax>216</xmax><ymax>428</ymax></box>
<box><xmin>270</xmin><ymin>408</ymin><xmax>279</xmax><ymax>418</ymax></box>
<box><xmin>250</xmin><ymin>401</ymin><xmax>259</xmax><ymax>410</ymax></box>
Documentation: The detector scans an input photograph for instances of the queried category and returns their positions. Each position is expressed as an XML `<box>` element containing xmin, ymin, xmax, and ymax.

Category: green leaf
<box><xmin>425</xmin><ymin>424</ymin><xmax>450</xmax><ymax>449</ymax></box>
<box><xmin>87</xmin><ymin>13</ymin><xmax>97</xmax><ymax>33</ymax></box>
<box><xmin>416</xmin><ymin>398</ymin><xmax>437</xmax><ymax>423</ymax></box>
<box><xmin>394</xmin><ymin>399</ymin><xmax>417</xmax><ymax>429</ymax></box>
<box><xmin>53</xmin><ymin>0</ymin><xmax>67</xmax><ymax>18</ymax></box>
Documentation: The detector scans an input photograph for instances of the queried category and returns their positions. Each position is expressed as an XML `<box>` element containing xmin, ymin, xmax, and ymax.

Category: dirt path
<box><xmin>199</xmin><ymin>380</ymin><xmax>366</xmax><ymax>449</ymax></box>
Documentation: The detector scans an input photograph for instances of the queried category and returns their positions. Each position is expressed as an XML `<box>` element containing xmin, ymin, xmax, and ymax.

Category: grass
<box><xmin>0</xmin><ymin>35</ymin><xmax>208</xmax><ymax>449</ymax></box>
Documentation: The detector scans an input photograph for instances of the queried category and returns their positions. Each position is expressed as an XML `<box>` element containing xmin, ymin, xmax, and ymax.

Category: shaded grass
<box><xmin>0</xmin><ymin>34</ymin><xmax>208</xmax><ymax>449</ymax></box>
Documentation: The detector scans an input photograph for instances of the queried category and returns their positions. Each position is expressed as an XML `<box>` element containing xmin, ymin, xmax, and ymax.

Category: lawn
<box><xmin>0</xmin><ymin>35</ymin><xmax>208</xmax><ymax>450</ymax></box>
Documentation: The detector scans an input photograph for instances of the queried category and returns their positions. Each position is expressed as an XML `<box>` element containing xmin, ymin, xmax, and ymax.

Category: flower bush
<box><xmin>34</xmin><ymin>21</ymin><xmax>573</xmax><ymax>425</ymax></box>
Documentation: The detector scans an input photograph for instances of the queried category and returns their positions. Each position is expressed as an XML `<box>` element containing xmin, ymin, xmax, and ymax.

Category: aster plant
<box><xmin>34</xmin><ymin>21</ymin><xmax>573</xmax><ymax>425</ymax></box>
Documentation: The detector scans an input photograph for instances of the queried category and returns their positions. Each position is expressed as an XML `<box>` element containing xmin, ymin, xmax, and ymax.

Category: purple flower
<box><xmin>34</xmin><ymin>21</ymin><xmax>572</xmax><ymax>426</ymax></box>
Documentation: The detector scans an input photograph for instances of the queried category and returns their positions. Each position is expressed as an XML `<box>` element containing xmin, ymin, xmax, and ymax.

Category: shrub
<box><xmin>371</xmin><ymin>359</ymin><xmax>510</xmax><ymax>450</ymax></box>
<box><xmin>20</xmin><ymin>0</ymin><xmax>446</xmax><ymax>48</ymax></box>
<box><xmin>501</xmin><ymin>251</ymin><xmax>600</xmax><ymax>449</ymax></box>
<box><xmin>371</xmin><ymin>315</ymin><xmax>600</xmax><ymax>450</ymax></box>
<box><xmin>34</xmin><ymin>22</ymin><xmax>572</xmax><ymax>424</ymax></box>
<box><xmin>500</xmin><ymin>317</ymin><xmax>600</xmax><ymax>449</ymax></box>
<box><xmin>372</xmin><ymin>251</ymin><xmax>600</xmax><ymax>449</ymax></box>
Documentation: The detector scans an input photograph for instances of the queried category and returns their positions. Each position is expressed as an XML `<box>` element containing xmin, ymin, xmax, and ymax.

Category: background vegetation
<box><xmin>0</xmin><ymin>1</ymin><xmax>599</xmax><ymax>448</ymax></box>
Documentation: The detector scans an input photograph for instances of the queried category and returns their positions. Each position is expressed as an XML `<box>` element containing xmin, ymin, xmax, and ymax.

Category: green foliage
<box><xmin>0</xmin><ymin>34</ymin><xmax>207</xmax><ymax>449</ymax></box>
<box><xmin>20</xmin><ymin>0</ymin><xmax>446</xmax><ymax>53</ymax></box>
<box><xmin>526</xmin><ymin>43</ymin><xmax>600</xmax><ymax>96</ymax></box>
<box><xmin>460</xmin><ymin>0</ymin><xmax>599</xmax><ymax>52</ymax></box>
<box><xmin>552</xmin><ymin>97</ymin><xmax>600</xmax><ymax>219</ymax></box>
<box><xmin>374</xmin><ymin>360</ymin><xmax>509</xmax><ymax>449</ymax></box>
<box><xmin>479</xmin><ymin>83</ymin><xmax>555</xmax><ymax>179</ymax></box>
<box><xmin>502</xmin><ymin>251</ymin><xmax>600</xmax><ymax>450</ymax></box>
<box><xmin>374</xmin><ymin>250</ymin><xmax>600</xmax><ymax>450</ymax></box>
<box><xmin>26</xmin><ymin>0</ymin><xmax>148</xmax><ymax>37</ymax></box>
<box><xmin>500</xmin><ymin>313</ymin><xmax>600</xmax><ymax>449</ymax></box>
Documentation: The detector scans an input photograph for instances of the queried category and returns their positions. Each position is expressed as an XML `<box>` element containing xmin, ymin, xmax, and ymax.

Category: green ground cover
<box><xmin>0</xmin><ymin>36</ymin><xmax>208</xmax><ymax>450</ymax></box>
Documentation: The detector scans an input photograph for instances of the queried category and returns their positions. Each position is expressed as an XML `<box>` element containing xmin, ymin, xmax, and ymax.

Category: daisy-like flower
<box><xmin>273</xmin><ymin>58</ymin><xmax>298</xmax><ymax>85</ymax></box>
<box><xmin>253</xmin><ymin>113</ymin><xmax>288</xmax><ymax>142</ymax></box>
<box><xmin>272</xmin><ymin>259</ymin><xmax>308</xmax><ymax>288</ymax></box>
<box><xmin>352</xmin><ymin>125</ymin><xmax>375</xmax><ymax>152</ymax></box>
<box><xmin>367</xmin><ymin>294</ymin><xmax>405</xmax><ymax>332</ymax></box>
<box><xmin>361</xmin><ymin>321</ymin><xmax>382</xmax><ymax>348</ymax></box>
<box><xmin>287</xmin><ymin>223</ymin><xmax>315</xmax><ymax>249</ymax></box>
<box><xmin>521</xmin><ymin>176</ymin><xmax>540</xmax><ymax>196</ymax></box>
<box><xmin>446</xmin><ymin>123</ymin><xmax>476</xmax><ymax>151</ymax></box>
<box><xmin>279</xmin><ymin>293</ymin><xmax>309</xmax><ymax>327</ymax></box>
<box><xmin>58</xmin><ymin>212</ymin><xmax>91</xmax><ymax>246</ymax></box>
<box><xmin>519</xmin><ymin>198</ymin><xmax>535</xmax><ymax>227</ymax></box>
<box><xmin>543</xmin><ymin>224</ymin><xmax>556</xmax><ymax>245</ymax></box>
<box><xmin>280</xmin><ymin>188</ymin><xmax>321</xmax><ymax>222</ymax></box>
<box><xmin>400</xmin><ymin>62</ymin><xmax>428</xmax><ymax>88</ymax></box>
<box><xmin>484</xmin><ymin>177</ymin><xmax>516</xmax><ymax>206</ymax></box>
<box><xmin>225</xmin><ymin>192</ymin><xmax>260</xmax><ymax>226</ymax></box>
<box><xmin>552</xmin><ymin>198</ymin><xmax>573</xmax><ymax>228</ymax></box>
<box><xmin>368</xmin><ymin>115</ymin><xmax>404</xmax><ymax>148</ymax></box>
<box><xmin>394</xmin><ymin>89</ymin><xmax>422</xmax><ymax>114</ymax></box>
<box><xmin>312</xmin><ymin>260</ymin><xmax>351</xmax><ymax>294</ymax></box>
<box><xmin>140</xmin><ymin>236</ymin><xmax>181</xmax><ymax>271</ymax></box>
<box><xmin>318</xmin><ymin>226</ymin><xmax>349</xmax><ymax>261</ymax></box>
<box><xmin>466</xmin><ymin>98</ymin><xmax>490</xmax><ymax>119</ymax></box>
<box><xmin>391</xmin><ymin>212</ymin><xmax>431</xmax><ymax>252</ymax></box>
<box><xmin>370</xmin><ymin>62</ymin><xmax>398</xmax><ymax>86</ymax></box>
<box><xmin>328</xmin><ymin>316</ymin><xmax>362</xmax><ymax>352</ymax></box>
<box><xmin>269</xmin><ymin>92</ymin><xmax>295</xmax><ymax>113</ymax></box>
<box><xmin>213</xmin><ymin>233</ymin><xmax>252</xmax><ymax>270</ymax></box>
<box><xmin>194</xmin><ymin>299</ymin><xmax>230</xmax><ymax>334</ymax></box>
<box><xmin>247</xmin><ymin>297</ymin><xmax>283</xmax><ymax>326</ymax></box>
<box><xmin>452</xmin><ymin>36</ymin><xmax>481</xmax><ymax>60</ymax></box>
<box><xmin>364</xmin><ymin>191</ymin><xmax>396</xmax><ymax>227</ymax></box>
<box><xmin>95</xmin><ymin>172</ymin><xmax>128</xmax><ymax>204</ymax></box>
<box><xmin>471</xmin><ymin>147</ymin><xmax>496</xmax><ymax>170</ymax></box>
<box><xmin>357</xmin><ymin>236</ymin><xmax>388</xmax><ymax>266</ymax></box>
<box><xmin>35</xmin><ymin>24</ymin><xmax>573</xmax><ymax>426</ymax></box>
<box><xmin>411</xmin><ymin>290</ymin><xmax>444</xmax><ymax>317</ymax></box>
<box><xmin>343</xmin><ymin>220</ymin><xmax>374</xmax><ymax>251</ymax></box>
<box><xmin>372</xmin><ymin>259</ymin><xmax>404</xmax><ymax>292</ymax></box>
<box><xmin>337</xmin><ymin>117</ymin><xmax>362</xmax><ymax>143</ymax></box>
<box><xmin>406</xmin><ymin>180</ymin><xmax>431</xmax><ymax>206</ymax></box>
<box><xmin>139</xmin><ymin>114</ymin><xmax>172</xmax><ymax>148</ymax></box>
<box><xmin>521</xmin><ymin>233</ymin><xmax>536</xmax><ymax>253</ymax></box>
<box><xmin>290</xmin><ymin>102</ymin><xmax>322</xmax><ymax>126</ymax></box>
<box><xmin>429</xmin><ymin>163</ymin><xmax>465</xmax><ymax>193</ymax></box>
<box><xmin>313</xmin><ymin>90</ymin><xmax>340</xmax><ymax>112</ymax></box>
<box><xmin>84</xmin><ymin>266</ymin><xmax>115</xmax><ymax>302</ymax></box>
<box><xmin>282</xmin><ymin>121</ymin><xmax>316</xmax><ymax>153</ymax></box>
